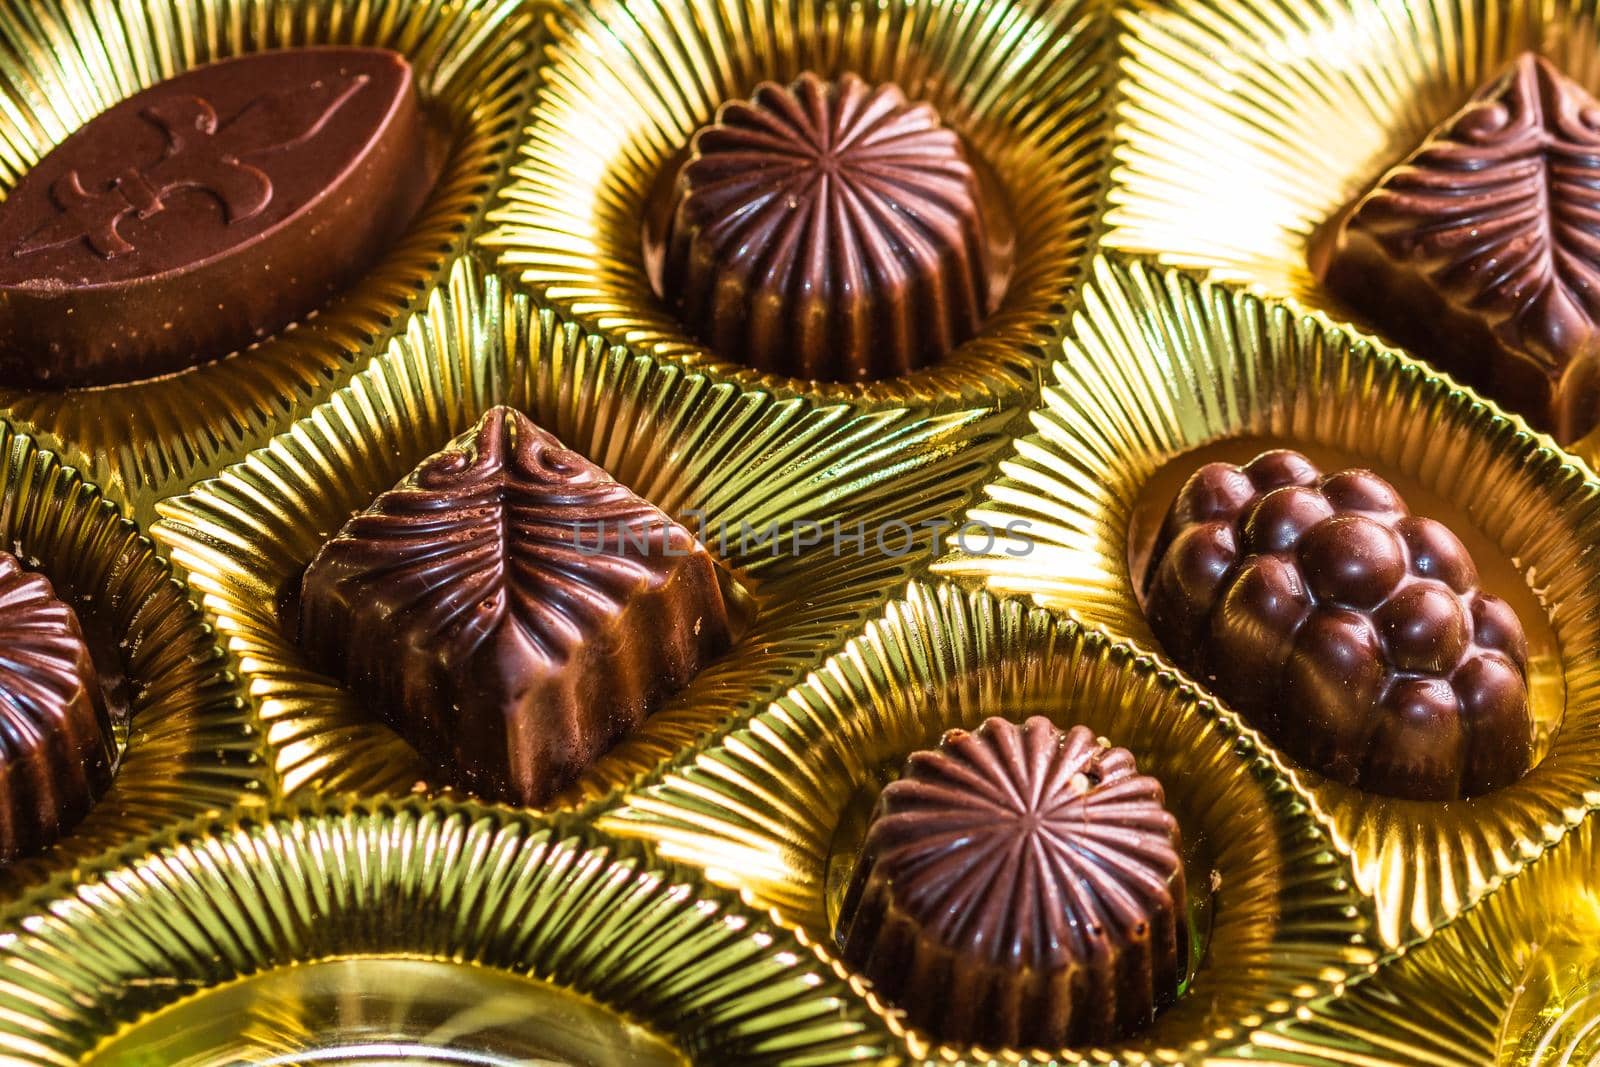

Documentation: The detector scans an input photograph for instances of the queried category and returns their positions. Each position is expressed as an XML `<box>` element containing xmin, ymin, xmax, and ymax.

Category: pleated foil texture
<box><xmin>0</xmin><ymin>0</ymin><xmax>538</xmax><ymax>525</ymax></box>
<box><xmin>153</xmin><ymin>253</ymin><xmax>1014</xmax><ymax>808</ymax></box>
<box><xmin>0</xmin><ymin>798</ymin><xmax>892</xmax><ymax>1065</ymax></box>
<box><xmin>603</xmin><ymin>579</ymin><xmax>1379</xmax><ymax>1065</ymax></box>
<box><xmin>481</xmin><ymin>0</ymin><xmax>1113</xmax><ymax>412</ymax></box>
<box><xmin>937</xmin><ymin>254</ymin><xmax>1600</xmax><ymax>953</ymax></box>
<box><xmin>0</xmin><ymin>422</ymin><xmax>255</xmax><ymax>902</ymax></box>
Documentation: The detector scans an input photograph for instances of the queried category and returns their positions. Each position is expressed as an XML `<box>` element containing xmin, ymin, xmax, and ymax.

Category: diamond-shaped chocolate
<box><xmin>298</xmin><ymin>407</ymin><xmax>732</xmax><ymax>805</ymax></box>
<box><xmin>1322</xmin><ymin>53</ymin><xmax>1600</xmax><ymax>441</ymax></box>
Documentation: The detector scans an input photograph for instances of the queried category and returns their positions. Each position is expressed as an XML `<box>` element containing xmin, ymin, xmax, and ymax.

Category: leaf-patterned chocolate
<box><xmin>1323</xmin><ymin>53</ymin><xmax>1600</xmax><ymax>441</ymax></box>
<box><xmin>0</xmin><ymin>553</ymin><xmax>113</xmax><ymax>861</ymax></box>
<box><xmin>298</xmin><ymin>407</ymin><xmax>732</xmax><ymax>806</ymax></box>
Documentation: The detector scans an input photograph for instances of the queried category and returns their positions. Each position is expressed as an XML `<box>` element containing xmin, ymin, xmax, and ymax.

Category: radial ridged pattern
<box><xmin>604</xmin><ymin>580</ymin><xmax>1376</xmax><ymax>1065</ymax></box>
<box><xmin>483</xmin><ymin>0</ymin><xmax>1109</xmax><ymax>410</ymax></box>
<box><xmin>0</xmin><ymin>0</ymin><xmax>536</xmax><ymax>524</ymax></box>
<box><xmin>664</xmin><ymin>73</ymin><xmax>998</xmax><ymax>380</ymax></box>
<box><xmin>0</xmin><ymin>801</ymin><xmax>891</xmax><ymax>1065</ymax></box>
<box><xmin>936</xmin><ymin>254</ymin><xmax>1600</xmax><ymax>951</ymax></box>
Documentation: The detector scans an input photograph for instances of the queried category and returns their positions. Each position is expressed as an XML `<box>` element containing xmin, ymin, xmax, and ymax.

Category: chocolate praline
<box><xmin>658</xmin><ymin>72</ymin><xmax>1010</xmax><ymax>381</ymax></box>
<box><xmin>298</xmin><ymin>406</ymin><xmax>733</xmax><ymax>806</ymax></box>
<box><xmin>836</xmin><ymin>717</ymin><xmax>1187</xmax><ymax>1049</ymax></box>
<box><xmin>1143</xmin><ymin>449</ymin><xmax>1532</xmax><ymax>799</ymax></box>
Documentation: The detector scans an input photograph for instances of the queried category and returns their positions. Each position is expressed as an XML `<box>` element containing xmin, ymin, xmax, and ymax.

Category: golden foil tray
<box><xmin>938</xmin><ymin>255</ymin><xmax>1600</xmax><ymax>952</ymax></box>
<box><xmin>482</xmin><ymin>0</ymin><xmax>1113</xmax><ymax>412</ymax></box>
<box><xmin>604</xmin><ymin>579</ymin><xmax>1378</xmax><ymax>1065</ymax></box>
<box><xmin>0</xmin><ymin>798</ymin><xmax>893</xmax><ymax>1065</ymax></box>
<box><xmin>0</xmin><ymin>0</ymin><xmax>538</xmax><ymax>523</ymax></box>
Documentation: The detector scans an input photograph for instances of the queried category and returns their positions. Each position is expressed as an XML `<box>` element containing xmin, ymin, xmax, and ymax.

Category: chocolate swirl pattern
<box><xmin>661</xmin><ymin>73</ymin><xmax>1007</xmax><ymax>381</ymax></box>
<box><xmin>1324</xmin><ymin>53</ymin><xmax>1600</xmax><ymax>441</ymax></box>
<box><xmin>836</xmin><ymin>716</ymin><xmax>1187</xmax><ymax>1049</ymax></box>
<box><xmin>0</xmin><ymin>554</ymin><xmax>113</xmax><ymax>862</ymax></box>
<box><xmin>298</xmin><ymin>406</ymin><xmax>732</xmax><ymax>806</ymax></box>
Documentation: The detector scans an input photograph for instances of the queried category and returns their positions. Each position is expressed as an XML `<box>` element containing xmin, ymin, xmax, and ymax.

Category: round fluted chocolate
<box><xmin>836</xmin><ymin>717</ymin><xmax>1187</xmax><ymax>1048</ymax></box>
<box><xmin>0</xmin><ymin>553</ymin><xmax>113</xmax><ymax>861</ymax></box>
<box><xmin>659</xmin><ymin>72</ymin><xmax>1006</xmax><ymax>381</ymax></box>
<box><xmin>1144</xmin><ymin>450</ymin><xmax>1532</xmax><ymax>799</ymax></box>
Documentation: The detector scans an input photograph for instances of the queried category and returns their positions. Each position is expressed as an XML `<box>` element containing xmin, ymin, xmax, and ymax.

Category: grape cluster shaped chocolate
<box><xmin>1143</xmin><ymin>449</ymin><xmax>1531</xmax><ymax>799</ymax></box>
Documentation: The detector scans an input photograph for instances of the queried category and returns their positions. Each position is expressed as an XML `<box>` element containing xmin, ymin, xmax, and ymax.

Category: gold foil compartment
<box><xmin>1238</xmin><ymin>817</ymin><xmax>1600</xmax><ymax>1067</ymax></box>
<box><xmin>1104</xmin><ymin>0</ymin><xmax>1600</xmax><ymax>461</ymax></box>
<box><xmin>936</xmin><ymin>254</ymin><xmax>1600</xmax><ymax>952</ymax></box>
<box><xmin>0</xmin><ymin>0</ymin><xmax>538</xmax><ymax>525</ymax></box>
<box><xmin>0</xmin><ymin>421</ymin><xmax>256</xmax><ymax>901</ymax></box>
<box><xmin>153</xmin><ymin>256</ymin><xmax>1013</xmax><ymax>807</ymax></box>
<box><xmin>0</xmin><ymin>798</ymin><xmax>893</xmax><ymax>1065</ymax></box>
<box><xmin>481</xmin><ymin>0</ymin><xmax>1111</xmax><ymax>412</ymax></box>
<box><xmin>603</xmin><ymin>579</ymin><xmax>1377</xmax><ymax>1065</ymax></box>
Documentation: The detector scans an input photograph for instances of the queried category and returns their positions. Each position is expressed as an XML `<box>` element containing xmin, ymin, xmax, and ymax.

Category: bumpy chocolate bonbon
<box><xmin>298</xmin><ymin>407</ymin><xmax>733</xmax><ymax>806</ymax></box>
<box><xmin>836</xmin><ymin>717</ymin><xmax>1187</xmax><ymax>1048</ymax></box>
<box><xmin>1321</xmin><ymin>53</ymin><xmax>1600</xmax><ymax>442</ymax></box>
<box><xmin>1144</xmin><ymin>449</ymin><xmax>1531</xmax><ymax>799</ymax></box>
<box><xmin>659</xmin><ymin>72</ymin><xmax>1006</xmax><ymax>381</ymax></box>
<box><xmin>0</xmin><ymin>554</ymin><xmax>113</xmax><ymax>861</ymax></box>
<box><xmin>0</xmin><ymin>47</ymin><xmax>438</xmax><ymax>388</ymax></box>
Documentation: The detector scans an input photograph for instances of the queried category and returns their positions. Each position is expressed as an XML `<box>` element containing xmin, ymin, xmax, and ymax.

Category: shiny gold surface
<box><xmin>482</xmin><ymin>0</ymin><xmax>1111</xmax><ymax>412</ymax></box>
<box><xmin>0</xmin><ymin>421</ymin><xmax>257</xmax><ymax>903</ymax></box>
<box><xmin>604</xmin><ymin>579</ymin><xmax>1377</xmax><ymax>1065</ymax></box>
<box><xmin>0</xmin><ymin>799</ymin><xmax>891</xmax><ymax>1066</ymax></box>
<box><xmin>937</xmin><ymin>255</ymin><xmax>1600</xmax><ymax>952</ymax></box>
<box><xmin>153</xmin><ymin>256</ymin><xmax>1013</xmax><ymax>807</ymax></box>
<box><xmin>0</xmin><ymin>0</ymin><xmax>537</xmax><ymax>525</ymax></box>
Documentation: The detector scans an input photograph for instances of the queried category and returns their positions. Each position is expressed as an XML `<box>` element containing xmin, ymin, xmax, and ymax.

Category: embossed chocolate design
<box><xmin>657</xmin><ymin>72</ymin><xmax>1010</xmax><ymax>381</ymax></box>
<box><xmin>0</xmin><ymin>553</ymin><xmax>113</xmax><ymax>862</ymax></box>
<box><xmin>0</xmin><ymin>47</ymin><xmax>439</xmax><ymax>388</ymax></box>
<box><xmin>1144</xmin><ymin>450</ymin><xmax>1532</xmax><ymax>799</ymax></box>
<box><xmin>1321</xmin><ymin>53</ymin><xmax>1600</xmax><ymax>442</ymax></box>
<box><xmin>836</xmin><ymin>717</ymin><xmax>1187</xmax><ymax>1048</ymax></box>
<box><xmin>298</xmin><ymin>406</ymin><xmax>733</xmax><ymax>806</ymax></box>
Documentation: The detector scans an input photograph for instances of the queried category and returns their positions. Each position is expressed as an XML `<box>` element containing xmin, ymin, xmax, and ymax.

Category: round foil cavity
<box><xmin>603</xmin><ymin>579</ymin><xmax>1377</xmax><ymax>1064</ymax></box>
<box><xmin>938</xmin><ymin>254</ymin><xmax>1600</xmax><ymax>951</ymax></box>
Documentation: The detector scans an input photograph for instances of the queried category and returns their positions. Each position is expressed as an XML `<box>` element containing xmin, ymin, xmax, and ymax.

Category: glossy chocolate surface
<box><xmin>836</xmin><ymin>716</ymin><xmax>1186</xmax><ymax>1048</ymax></box>
<box><xmin>659</xmin><ymin>72</ymin><xmax>1008</xmax><ymax>381</ymax></box>
<box><xmin>1322</xmin><ymin>53</ymin><xmax>1600</xmax><ymax>442</ymax></box>
<box><xmin>0</xmin><ymin>553</ymin><xmax>113</xmax><ymax>862</ymax></box>
<box><xmin>0</xmin><ymin>47</ymin><xmax>438</xmax><ymax>388</ymax></box>
<box><xmin>1144</xmin><ymin>449</ymin><xmax>1532</xmax><ymax>799</ymax></box>
<box><xmin>298</xmin><ymin>407</ymin><xmax>732</xmax><ymax>806</ymax></box>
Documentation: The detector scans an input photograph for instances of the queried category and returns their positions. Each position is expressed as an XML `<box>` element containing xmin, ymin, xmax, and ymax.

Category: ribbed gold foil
<box><xmin>1104</xmin><ymin>0</ymin><xmax>1600</xmax><ymax>462</ymax></box>
<box><xmin>0</xmin><ymin>798</ymin><xmax>892</xmax><ymax>1065</ymax></box>
<box><xmin>0</xmin><ymin>422</ymin><xmax>256</xmax><ymax>902</ymax></box>
<box><xmin>937</xmin><ymin>254</ymin><xmax>1600</xmax><ymax>952</ymax></box>
<box><xmin>0</xmin><ymin>0</ymin><xmax>537</xmax><ymax>525</ymax></box>
<box><xmin>1234</xmin><ymin>816</ymin><xmax>1600</xmax><ymax>1067</ymax></box>
<box><xmin>603</xmin><ymin>579</ymin><xmax>1378</xmax><ymax>1065</ymax></box>
<box><xmin>482</xmin><ymin>0</ymin><xmax>1111</xmax><ymax>412</ymax></box>
<box><xmin>153</xmin><ymin>257</ymin><xmax>1013</xmax><ymax>807</ymax></box>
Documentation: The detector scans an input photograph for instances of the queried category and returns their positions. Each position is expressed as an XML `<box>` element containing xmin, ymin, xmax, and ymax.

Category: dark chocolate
<box><xmin>1321</xmin><ymin>53</ymin><xmax>1600</xmax><ymax>442</ymax></box>
<box><xmin>298</xmin><ymin>406</ymin><xmax>733</xmax><ymax>806</ymax></box>
<box><xmin>836</xmin><ymin>717</ymin><xmax>1187</xmax><ymax>1048</ymax></box>
<box><xmin>0</xmin><ymin>553</ymin><xmax>113</xmax><ymax>861</ymax></box>
<box><xmin>1144</xmin><ymin>450</ymin><xmax>1532</xmax><ymax>799</ymax></box>
<box><xmin>0</xmin><ymin>47</ymin><xmax>439</xmax><ymax>388</ymax></box>
<box><xmin>659</xmin><ymin>72</ymin><xmax>1006</xmax><ymax>381</ymax></box>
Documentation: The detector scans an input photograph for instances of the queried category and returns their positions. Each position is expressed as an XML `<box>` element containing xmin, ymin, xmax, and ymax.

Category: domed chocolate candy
<box><xmin>836</xmin><ymin>717</ymin><xmax>1187</xmax><ymax>1048</ymax></box>
<box><xmin>298</xmin><ymin>407</ymin><xmax>733</xmax><ymax>806</ymax></box>
<box><xmin>0</xmin><ymin>553</ymin><xmax>114</xmax><ymax>861</ymax></box>
<box><xmin>1320</xmin><ymin>53</ymin><xmax>1600</xmax><ymax>442</ymax></box>
<box><xmin>659</xmin><ymin>72</ymin><xmax>1006</xmax><ymax>381</ymax></box>
<box><xmin>1144</xmin><ymin>449</ymin><xmax>1532</xmax><ymax>799</ymax></box>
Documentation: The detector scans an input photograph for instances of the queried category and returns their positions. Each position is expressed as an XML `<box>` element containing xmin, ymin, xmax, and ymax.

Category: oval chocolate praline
<box><xmin>0</xmin><ymin>47</ymin><xmax>440</xmax><ymax>388</ymax></box>
<box><xmin>1143</xmin><ymin>450</ymin><xmax>1533</xmax><ymax>800</ymax></box>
